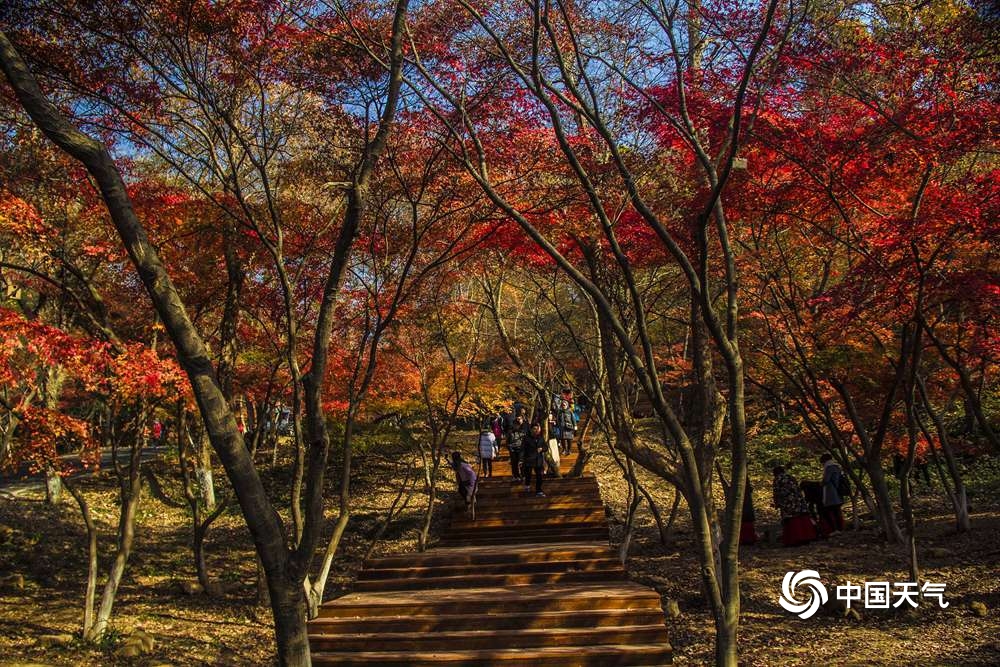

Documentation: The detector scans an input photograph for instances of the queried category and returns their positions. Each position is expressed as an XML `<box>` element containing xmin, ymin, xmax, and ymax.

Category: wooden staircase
<box><xmin>309</xmin><ymin>429</ymin><xmax>672</xmax><ymax>665</ymax></box>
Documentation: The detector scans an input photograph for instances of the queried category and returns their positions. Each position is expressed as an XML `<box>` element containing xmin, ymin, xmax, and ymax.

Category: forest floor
<box><xmin>0</xmin><ymin>436</ymin><xmax>998</xmax><ymax>665</ymax></box>
<box><xmin>0</xmin><ymin>441</ymin><xmax>441</xmax><ymax>666</ymax></box>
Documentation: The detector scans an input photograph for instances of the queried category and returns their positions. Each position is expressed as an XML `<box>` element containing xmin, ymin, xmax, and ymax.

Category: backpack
<box><xmin>836</xmin><ymin>471</ymin><xmax>851</xmax><ymax>498</ymax></box>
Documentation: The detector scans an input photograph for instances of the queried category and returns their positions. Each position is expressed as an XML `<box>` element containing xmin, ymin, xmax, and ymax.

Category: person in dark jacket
<box><xmin>522</xmin><ymin>421</ymin><xmax>546</xmax><ymax>497</ymax></box>
<box><xmin>820</xmin><ymin>453</ymin><xmax>845</xmax><ymax>533</ymax></box>
<box><xmin>799</xmin><ymin>480</ymin><xmax>824</xmax><ymax>525</ymax></box>
<box><xmin>507</xmin><ymin>414</ymin><xmax>526</xmax><ymax>482</ymax></box>
<box><xmin>501</xmin><ymin>409</ymin><xmax>514</xmax><ymax>439</ymax></box>
<box><xmin>556</xmin><ymin>399</ymin><xmax>578</xmax><ymax>456</ymax></box>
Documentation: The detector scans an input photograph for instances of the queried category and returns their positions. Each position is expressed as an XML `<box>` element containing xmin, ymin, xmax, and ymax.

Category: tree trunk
<box><xmin>618</xmin><ymin>471</ymin><xmax>642</xmax><ymax>565</ymax></box>
<box><xmin>270</xmin><ymin>576</ymin><xmax>311</xmax><ymax>667</ymax></box>
<box><xmin>305</xmin><ymin>406</ymin><xmax>359</xmax><ymax>617</ymax></box>
<box><xmin>193</xmin><ymin>524</ymin><xmax>210</xmax><ymax>590</ymax></box>
<box><xmin>290</xmin><ymin>406</ymin><xmax>306</xmax><ymax>545</ymax></box>
<box><xmin>45</xmin><ymin>466</ymin><xmax>63</xmax><ymax>504</ymax></box>
<box><xmin>714</xmin><ymin>614</ymin><xmax>738</xmax><ymax>667</ymax></box>
<box><xmin>306</xmin><ymin>512</ymin><xmax>350</xmax><ymax>618</ymax></box>
<box><xmin>256</xmin><ymin>554</ymin><xmax>270</xmax><ymax>607</ymax></box>
<box><xmin>364</xmin><ymin>472</ymin><xmax>416</xmax><ymax>561</ymax></box>
<box><xmin>865</xmin><ymin>460</ymin><xmax>904</xmax><ymax>543</ymax></box>
<box><xmin>419</xmin><ymin>484</ymin><xmax>436</xmax><ymax>553</ymax></box>
<box><xmin>193</xmin><ymin>501</ymin><xmax>229</xmax><ymax>594</ymax></box>
<box><xmin>924</xmin><ymin>328</ymin><xmax>1000</xmax><ymax>453</ymax></box>
<box><xmin>900</xmin><ymin>376</ymin><xmax>921</xmax><ymax>582</ymax></box>
<box><xmin>841</xmin><ymin>458</ymin><xmax>877</xmax><ymax>525</ymax></box>
<box><xmin>641</xmin><ymin>486</ymin><xmax>678</xmax><ymax>547</ymax></box>
<box><xmin>43</xmin><ymin>366</ymin><xmax>66</xmax><ymax>505</ymax></box>
<box><xmin>65</xmin><ymin>479</ymin><xmax>98</xmax><ymax>639</ymax></box>
<box><xmin>415</xmin><ymin>434</ymin><xmax>439</xmax><ymax>553</ymax></box>
<box><xmin>86</xmin><ymin>459</ymin><xmax>142</xmax><ymax>642</ymax></box>
<box><xmin>899</xmin><ymin>474</ymin><xmax>920</xmax><ymax>583</ymax></box>
<box><xmin>918</xmin><ymin>380</ymin><xmax>971</xmax><ymax>532</ymax></box>
<box><xmin>270</xmin><ymin>410</ymin><xmax>281</xmax><ymax>466</ymax></box>
<box><xmin>196</xmin><ymin>428</ymin><xmax>216</xmax><ymax>510</ymax></box>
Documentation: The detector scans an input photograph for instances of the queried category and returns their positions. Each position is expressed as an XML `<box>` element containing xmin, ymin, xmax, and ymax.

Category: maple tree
<box><xmin>740</xmin><ymin>0</ymin><xmax>998</xmax><ymax>559</ymax></box>
<box><xmin>1</xmin><ymin>0</ymin><xmax>413</xmax><ymax>661</ymax></box>
<box><xmin>0</xmin><ymin>301</ymin><xmax>187</xmax><ymax>641</ymax></box>
<box><xmin>0</xmin><ymin>123</ymin><xmax>210</xmax><ymax>639</ymax></box>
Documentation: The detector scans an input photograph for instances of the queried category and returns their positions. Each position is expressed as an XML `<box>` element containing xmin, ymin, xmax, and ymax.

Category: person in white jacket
<box><xmin>478</xmin><ymin>428</ymin><xmax>498</xmax><ymax>478</ymax></box>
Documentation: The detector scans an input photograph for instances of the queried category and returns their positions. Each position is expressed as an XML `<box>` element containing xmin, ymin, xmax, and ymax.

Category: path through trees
<box><xmin>308</xmin><ymin>435</ymin><xmax>673</xmax><ymax>665</ymax></box>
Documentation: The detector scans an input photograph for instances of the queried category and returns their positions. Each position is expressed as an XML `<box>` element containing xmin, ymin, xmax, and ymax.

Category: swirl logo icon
<box><xmin>779</xmin><ymin>570</ymin><xmax>828</xmax><ymax>619</ymax></box>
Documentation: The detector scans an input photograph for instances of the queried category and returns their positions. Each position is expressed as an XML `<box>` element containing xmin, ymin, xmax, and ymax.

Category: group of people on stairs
<box><xmin>472</xmin><ymin>414</ymin><xmax>561</xmax><ymax>498</ymax></box>
<box><xmin>451</xmin><ymin>388</ymin><xmax>586</xmax><ymax>506</ymax></box>
<box><xmin>455</xmin><ymin>390</ymin><xmax>851</xmax><ymax>552</ymax></box>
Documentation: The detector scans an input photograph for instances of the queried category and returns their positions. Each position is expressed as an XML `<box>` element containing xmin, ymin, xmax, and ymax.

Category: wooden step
<box><xmin>309</xmin><ymin>608</ymin><xmax>666</xmax><ymax>634</ymax></box>
<box><xmin>439</xmin><ymin>531</ymin><xmax>608</xmax><ymax>547</ymax></box>
<box><xmin>475</xmin><ymin>476</ymin><xmax>593</xmax><ymax>486</ymax></box>
<box><xmin>351</xmin><ymin>568</ymin><xmax>626</xmax><ymax>591</ymax></box>
<box><xmin>360</xmin><ymin>557</ymin><xmax>622</xmax><ymax>580</ymax></box>
<box><xmin>312</xmin><ymin>642</ymin><xmax>673</xmax><ymax>666</ymax></box>
<box><xmin>458</xmin><ymin>503</ymin><xmax>603</xmax><ymax>515</ymax></box>
<box><xmin>309</xmin><ymin>625</ymin><xmax>669</xmax><ymax>652</ymax></box>
<box><xmin>467</xmin><ymin>505</ymin><xmax>604</xmax><ymax>518</ymax></box>
<box><xmin>446</xmin><ymin>519</ymin><xmax>605</xmax><ymax>534</ymax></box>
<box><xmin>315</xmin><ymin>583</ymin><xmax>663</xmax><ymax>618</ymax></box>
<box><xmin>475</xmin><ymin>475</ymin><xmax>597</xmax><ymax>489</ymax></box>
<box><xmin>476</xmin><ymin>480</ymin><xmax>592</xmax><ymax>489</ymax></box>
<box><xmin>451</xmin><ymin>509</ymin><xmax>606</xmax><ymax>528</ymax></box>
<box><xmin>363</xmin><ymin>542</ymin><xmax>613</xmax><ymax>569</ymax></box>
<box><xmin>473</xmin><ymin>483</ymin><xmax>599</xmax><ymax>494</ymax></box>
<box><xmin>490</xmin><ymin>454</ymin><xmax>579</xmax><ymax>462</ymax></box>
<box><xmin>489</xmin><ymin>459</ymin><xmax>580</xmax><ymax>473</ymax></box>
<box><xmin>441</xmin><ymin>530</ymin><xmax>607</xmax><ymax>546</ymax></box>
<box><xmin>471</xmin><ymin>496</ymin><xmax>602</xmax><ymax>511</ymax></box>
<box><xmin>472</xmin><ymin>497</ymin><xmax>603</xmax><ymax>512</ymax></box>
<box><xmin>489</xmin><ymin>462</ymin><xmax>580</xmax><ymax>473</ymax></box>
<box><xmin>472</xmin><ymin>487</ymin><xmax>596</xmax><ymax>499</ymax></box>
<box><xmin>445</xmin><ymin>524</ymin><xmax>607</xmax><ymax>538</ymax></box>
<box><xmin>474</xmin><ymin>482</ymin><xmax>600</xmax><ymax>498</ymax></box>
<box><xmin>491</xmin><ymin>455</ymin><xmax>580</xmax><ymax>466</ymax></box>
